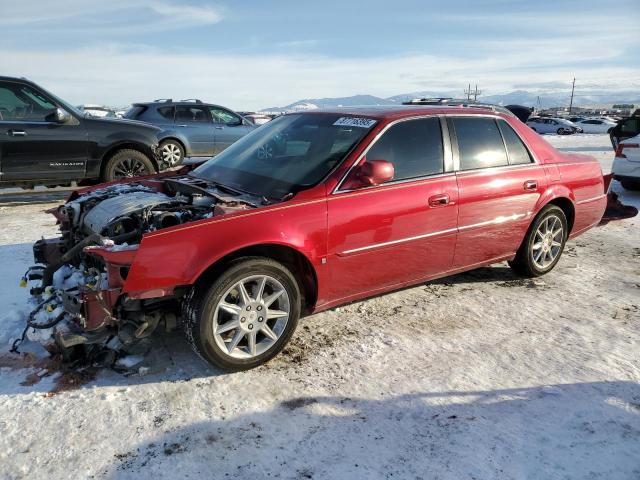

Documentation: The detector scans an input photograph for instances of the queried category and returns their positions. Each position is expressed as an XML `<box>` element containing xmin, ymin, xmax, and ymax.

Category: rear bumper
<box><xmin>612</xmin><ymin>157</ymin><xmax>640</xmax><ymax>180</ymax></box>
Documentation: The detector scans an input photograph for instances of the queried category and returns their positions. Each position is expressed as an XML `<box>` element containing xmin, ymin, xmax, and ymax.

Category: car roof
<box><xmin>287</xmin><ymin>105</ymin><xmax>510</xmax><ymax>121</ymax></box>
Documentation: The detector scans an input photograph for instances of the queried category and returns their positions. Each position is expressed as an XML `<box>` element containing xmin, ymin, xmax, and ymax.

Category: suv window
<box><xmin>124</xmin><ymin>105</ymin><xmax>146</xmax><ymax>119</ymax></box>
<box><xmin>620</xmin><ymin>118</ymin><xmax>640</xmax><ymax>134</ymax></box>
<box><xmin>0</xmin><ymin>81</ymin><xmax>57</xmax><ymax>121</ymax></box>
<box><xmin>497</xmin><ymin>120</ymin><xmax>533</xmax><ymax>165</ymax></box>
<box><xmin>210</xmin><ymin>107</ymin><xmax>242</xmax><ymax>125</ymax></box>
<box><xmin>175</xmin><ymin>106</ymin><xmax>210</xmax><ymax>123</ymax></box>
<box><xmin>157</xmin><ymin>106</ymin><xmax>175</xmax><ymax>121</ymax></box>
<box><xmin>366</xmin><ymin>117</ymin><xmax>443</xmax><ymax>182</ymax></box>
<box><xmin>452</xmin><ymin>117</ymin><xmax>508</xmax><ymax>170</ymax></box>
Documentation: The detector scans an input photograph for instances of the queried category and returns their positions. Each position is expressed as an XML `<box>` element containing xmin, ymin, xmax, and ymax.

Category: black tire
<box><xmin>557</xmin><ymin>128</ymin><xmax>565</xmax><ymax>135</ymax></box>
<box><xmin>102</xmin><ymin>149</ymin><xmax>155</xmax><ymax>182</ymax></box>
<box><xmin>509</xmin><ymin>205</ymin><xmax>568</xmax><ymax>277</ymax></box>
<box><xmin>159</xmin><ymin>139</ymin><xmax>185</xmax><ymax>167</ymax></box>
<box><xmin>182</xmin><ymin>257</ymin><xmax>301</xmax><ymax>371</ymax></box>
<box><xmin>620</xmin><ymin>180</ymin><xmax>640</xmax><ymax>191</ymax></box>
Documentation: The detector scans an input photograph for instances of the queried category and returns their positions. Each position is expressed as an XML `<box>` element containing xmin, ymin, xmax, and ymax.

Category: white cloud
<box><xmin>1</xmin><ymin>44</ymin><xmax>638</xmax><ymax>110</ymax></box>
<box><xmin>0</xmin><ymin>0</ymin><xmax>222</xmax><ymax>30</ymax></box>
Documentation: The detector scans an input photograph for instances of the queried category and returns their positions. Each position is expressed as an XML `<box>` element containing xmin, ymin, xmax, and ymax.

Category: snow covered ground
<box><xmin>0</xmin><ymin>134</ymin><xmax>638</xmax><ymax>479</ymax></box>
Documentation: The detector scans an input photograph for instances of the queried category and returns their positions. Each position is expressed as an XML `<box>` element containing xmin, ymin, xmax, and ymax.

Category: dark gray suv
<box><xmin>124</xmin><ymin>99</ymin><xmax>256</xmax><ymax>166</ymax></box>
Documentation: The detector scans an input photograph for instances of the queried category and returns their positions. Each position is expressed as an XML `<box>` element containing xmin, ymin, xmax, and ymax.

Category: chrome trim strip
<box><xmin>576</xmin><ymin>194</ymin><xmax>606</xmax><ymax>205</ymax></box>
<box><xmin>339</xmin><ymin>227</ymin><xmax>457</xmax><ymax>255</ymax></box>
<box><xmin>331</xmin><ymin>171</ymin><xmax>456</xmax><ymax>196</ymax></box>
<box><xmin>458</xmin><ymin>213</ymin><xmax>527</xmax><ymax>231</ymax></box>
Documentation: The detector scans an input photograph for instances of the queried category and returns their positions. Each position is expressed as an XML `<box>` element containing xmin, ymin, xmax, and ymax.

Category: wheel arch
<box><xmin>192</xmin><ymin>243</ymin><xmax>319</xmax><ymax>314</ymax></box>
<box><xmin>159</xmin><ymin>136</ymin><xmax>187</xmax><ymax>154</ymax></box>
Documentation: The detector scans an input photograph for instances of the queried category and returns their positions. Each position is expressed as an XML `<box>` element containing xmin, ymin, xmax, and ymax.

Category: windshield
<box><xmin>191</xmin><ymin>113</ymin><xmax>376</xmax><ymax>198</ymax></box>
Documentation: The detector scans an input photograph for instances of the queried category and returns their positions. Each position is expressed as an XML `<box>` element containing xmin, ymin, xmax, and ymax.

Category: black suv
<box><xmin>124</xmin><ymin>99</ymin><xmax>255</xmax><ymax>166</ymax></box>
<box><xmin>0</xmin><ymin>76</ymin><xmax>163</xmax><ymax>188</ymax></box>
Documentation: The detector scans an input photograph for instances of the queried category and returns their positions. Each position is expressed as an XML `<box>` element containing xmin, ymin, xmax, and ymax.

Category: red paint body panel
<box><xmin>105</xmin><ymin>107</ymin><xmax>609</xmax><ymax>312</ymax></box>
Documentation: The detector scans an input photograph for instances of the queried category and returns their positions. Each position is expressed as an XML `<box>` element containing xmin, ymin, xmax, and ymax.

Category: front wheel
<box><xmin>557</xmin><ymin>128</ymin><xmax>567</xmax><ymax>135</ymax></box>
<box><xmin>509</xmin><ymin>205</ymin><xmax>568</xmax><ymax>277</ymax></box>
<box><xmin>183</xmin><ymin>257</ymin><xmax>301</xmax><ymax>371</ymax></box>
<box><xmin>102</xmin><ymin>149</ymin><xmax>155</xmax><ymax>182</ymax></box>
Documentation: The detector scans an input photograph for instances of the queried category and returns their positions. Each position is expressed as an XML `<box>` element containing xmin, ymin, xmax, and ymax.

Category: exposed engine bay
<box><xmin>14</xmin><ymin>175</ymin><xmax>265</xmax><ymax>369</ymax></box>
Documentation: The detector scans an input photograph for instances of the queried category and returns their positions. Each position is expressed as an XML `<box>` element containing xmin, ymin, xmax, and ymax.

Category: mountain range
<box><xmin>262</xmin><ymin>89</ymin><xmax>640</xmax><ymax>112</ymax></box>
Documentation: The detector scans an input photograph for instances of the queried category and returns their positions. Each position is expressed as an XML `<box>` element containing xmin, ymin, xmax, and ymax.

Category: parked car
<box><xmin>573</xmin><ymin>118</ymin><xmax>617</xmax><ymax>134</ymax></box>
<box><xmin>77</xmin><ymin>104</ymin><xmax>118</xmax><ymax>118</ymax></box>
<box><xmin>0</xmin><ymin>76</ymin><xmax>163</xmax><ymax>187</ymax></box>
<box><xmin>124</xmin><ymin>99</ymin><xmax>256</xmax><ymax>167</ymax></box>
<box><xmin>612</xmin><ymin>133</ymin><xmax>640</xmax><ymax>190</ymax></box>
<box><xmin>23</xmin><ymin>105</ymin><xmax>630</xmax><ymax>371</ymax></box>
<box><xmin>610</xmin><ymin>115</ymin><xmax>640</xmax><ymax>148</ymax></box>
<box><xmin>526</xmin><ymin>117</ymin><xmax>581</xmax><ymax>135</ymax></box>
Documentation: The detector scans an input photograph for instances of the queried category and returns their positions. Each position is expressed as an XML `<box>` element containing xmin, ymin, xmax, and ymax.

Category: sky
<box><xmin>0</xmin><ymin>0</ymin><xmax>638</xmax><ymax>110</ymax></box>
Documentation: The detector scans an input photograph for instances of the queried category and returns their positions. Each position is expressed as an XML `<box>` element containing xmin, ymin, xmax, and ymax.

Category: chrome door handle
<box><xmin>7</xmin><ymin>129</ymin><xmax>27</xmax><ymax>137</ymax></box>
<box><xmin>428</xmin><ymin>193</ymin><xmax>450</xmax><ymax>207</ymax></box>
<box><xmin>214</xmin><ymin>126</ymin><xmax>224</xmax><ymax>130</ymax></box>
<box><xmin>523</xmin><ymin>180</ymin><xmax>538</xmax><ymax>191</ymax></box>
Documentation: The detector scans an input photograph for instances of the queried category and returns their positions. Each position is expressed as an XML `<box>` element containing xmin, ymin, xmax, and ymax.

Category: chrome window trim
<box><xmin>444</xmin><ymin>113</ymin><xmax>542</xmax><ymax>168</ymax></box>
<box><xmin>333</xmin><ymin>114</ymin><xmax>449</xmax><ymax>194</ymax></box>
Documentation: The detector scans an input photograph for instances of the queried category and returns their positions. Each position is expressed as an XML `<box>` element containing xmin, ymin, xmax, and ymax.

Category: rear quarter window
<box><xmin>497</xmin><ymin>120</ymin><xmax>533</xmax><ymax>165</ymax></box>
<box><xmin>124</xmin><ymin>105</ymin><xmax>146</xmax><ymax>119</ymax></box>
<box><xmin>451</xmin><ymin>117</ymin><xmax>508</xmax><ymax>170</ymax></box>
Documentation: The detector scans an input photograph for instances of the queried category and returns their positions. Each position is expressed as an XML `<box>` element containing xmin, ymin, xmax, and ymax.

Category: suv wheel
<box><xmin>509</xmin><ymin>205</ymin><xmax>568</xmax><ymax>277</ymax></box>
<box><xmin>159</xmin><ymin>140</ymin><xmax>185</xmax><ymax>167</ymax></box>
<box><xmin>103</xmin><ymin>149</ymin><xmax>155</xmax><ymax>182</ymax></box>
<box><xmin>182</xmin><ymin>257</ymin><xmax>301</xmax><ymax>371</ymax></box>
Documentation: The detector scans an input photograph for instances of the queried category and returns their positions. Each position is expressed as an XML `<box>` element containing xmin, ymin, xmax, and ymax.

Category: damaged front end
<box><xmin>15</xmin><ymin>175</ymin><xmax>261</xmax><ymax>368</ymax></box>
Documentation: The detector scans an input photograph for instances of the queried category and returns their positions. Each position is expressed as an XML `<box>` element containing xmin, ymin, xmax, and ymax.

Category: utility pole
<box><xmin>568</xmin><ymin>77</ymin><xmax>576</xmax><ymax>113</ymax></box>
<box><xmin>464</xmin><ymin>84</ymin><xmax>482</xmax><ymax>102</ymax></box>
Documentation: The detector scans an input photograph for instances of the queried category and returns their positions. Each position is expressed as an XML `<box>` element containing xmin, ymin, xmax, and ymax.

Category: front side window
<box><xmin>498</xmin><ymin>120</ymin><xmax>533</xmax><ymax>165</ymax></box>
<box><xmin>210</xmin><ymin>107</ymin><xmax>242</xmax><ymax>125</ymax></box>
<box><xmin>452</xmin><ymin>117</ymin><xmax>508</xmax><ymax>170</ymax></box>
<box><xmin>366</xmin><ymin>117</ymin><xmax>443</xmax><ymax>182</ymax></box>
<box><xmin>175</xmin><ymin>106</ymin><xmax>210</xmax><ymax>123</ymax></box>
<box><xmin>0</xmin><ymin>81</ymin><xmax>56</xmax><ymax>121</ymax></box>
<box><xmin>192</xmin><ymin>113</ymin><xmax>374</xmax><ymax>198</ymax></box>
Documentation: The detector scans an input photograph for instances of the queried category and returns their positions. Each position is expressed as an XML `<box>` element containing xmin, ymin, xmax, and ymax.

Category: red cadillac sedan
<box><xmin>26</xmin><ymin>106</ymin><xmax>612</xmax><ymax>370</ymax></box>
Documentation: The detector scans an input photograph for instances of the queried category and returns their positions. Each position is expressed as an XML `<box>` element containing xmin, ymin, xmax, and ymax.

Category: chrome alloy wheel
<box><xmin>160</xmin><ymin>142</ymin><xmax>182</xmax><ymax>166</ymax></box>
<box><xmin>531</xmin><ymin>214</ymin><xmax>563</xmax><ymax>269</ymax></box>
<box><xmin>113</xmin><ymin>158</ymin><xmax>149</xmax><ymax>178</ymax></box>
<box><xmin>212</xmin><ymin>275</ymin><xmax>290</xmax><ymax>359</ymax></box>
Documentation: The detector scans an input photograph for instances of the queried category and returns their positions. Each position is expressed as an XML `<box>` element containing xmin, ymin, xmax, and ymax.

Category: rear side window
<box><xmin>175</xmin><ymin>106</ymin><xmax>210</xmax><ymax>123</ymax></box>
<box><xmin>452</xmin><ymin>117</ymin><xmax>508</xmax><ymax>170</ymax></box>
<box><xmin>621</xmin><ymin>118</ymin><xmax>640</xmax><ymax>134</ymax></box>
<box><xmin>157</xmin><ymin>106</ymin><xmax>175</xmax><ymax>120</ymax></box>
<box><xmin>497</xmin><ymin>120</ymin><xmax>533</xmax><ymax>165</ymax></box>
<box><xmin>366</xmin><ymin>117</ymin><xmax>444</xmax><ymax>182</ymax></box>
<box><xmin>124</xmin><ymin>105</ymin><xmax>146</xmax><ymax>119</ymax></box>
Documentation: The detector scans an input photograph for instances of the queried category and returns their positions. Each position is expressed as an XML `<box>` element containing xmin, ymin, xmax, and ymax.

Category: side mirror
<box><xmin>342</xmin><ymin>159</ymin><xmax>394</xmax><ymax>190</ymax></box>
<box><xmin>227</xmin><ymin>119</ymin><xmax>243</xmax><ymax>127</ymax></box>
<box><xmin>47</xmin><ymin>108</ymin><xmax>72</xmax><ymax>124</ymax></box>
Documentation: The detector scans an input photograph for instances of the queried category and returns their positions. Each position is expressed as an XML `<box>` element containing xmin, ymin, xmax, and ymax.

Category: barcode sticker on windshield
<box><xmin>333</xmin><ymin>117</ymin><xmax>377</xmax><ymax>128</ymax></box>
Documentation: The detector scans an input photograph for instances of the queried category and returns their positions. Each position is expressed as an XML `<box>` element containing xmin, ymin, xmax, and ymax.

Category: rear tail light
<box><xmin>614</xmin><ymin>143</ymin><xmax>639</xmax><ymax>159</ymax></box>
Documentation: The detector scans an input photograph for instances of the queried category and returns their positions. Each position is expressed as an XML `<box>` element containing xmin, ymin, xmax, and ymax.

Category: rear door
<box><xmin>327</xmin><ymin>116</ymin><xmax>458</xmax><ymax>301</ymax></box>
<box><xmin>174</xmin><ymin>105</ymin><xmax>214</xmax><ymax>156</ymax></box>
<box><xmin>210</xmin><ymin>106</ymin><xmax>254</xmax><ymax>154</ymax></box>
<box><xmin>0</xmin><ymin>80</ymin><xmax>87</xmax><ymax>181</ymax></box>
<box><xmin>450</xmin><ymin>116</ymin><xmax>546</xmax><ymax>268</ymax></box>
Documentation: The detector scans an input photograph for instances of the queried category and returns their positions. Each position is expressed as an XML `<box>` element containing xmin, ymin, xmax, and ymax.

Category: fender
<box><xmin>121</xmin><ymin>196</ymin><xmax>329</xmax><ymax>300</ymax></box>
<box><xmin>534</xmin><ymin>183</ymin><xmax>576</xmax><ymax>214</ymax></box>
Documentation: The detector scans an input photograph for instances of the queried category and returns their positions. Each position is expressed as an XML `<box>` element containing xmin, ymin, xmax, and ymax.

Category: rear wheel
<box><xmin>557</xmin><ymin>128</ymin><xmax>566</xmax><ymax>135</ymax></box>
<box><xmin>182</xmin><ymin>257</ymin><xmax>301</xmax><ymax>371</ymax></box>
<box><xmin>159</xmin><ymin>139</ymin><xmax>184</xmax><ymax>167</ymax></box>
<box><xmin>509</xmin><ymin>205</ymin><xmax>568</xmax><ymax>277</ymax></box>
<box><xmin>102</xmin><ymin>149</ymin><xmax>155</xmax><ymax>182</ymax></box>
